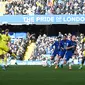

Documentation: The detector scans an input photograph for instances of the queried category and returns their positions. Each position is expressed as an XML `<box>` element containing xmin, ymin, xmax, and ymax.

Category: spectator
<box><xmin>4</xmin><ymin>0</ymin><xmax>85</xmax><ymax>15</ymax></box>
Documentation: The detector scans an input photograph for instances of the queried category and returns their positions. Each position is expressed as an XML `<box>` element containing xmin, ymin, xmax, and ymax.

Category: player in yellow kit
<box><xmin>3</xmin><ymin>29</ymin><xmax>17</xmax><ymax>62</ymax></box>
<box><xmin>0</xmin><ymin>28</ymin><xmax>6</xmax><ymax>70</ymax></box>
<box><xmin>1</xmin><ymin>29</ymin><xmax>11</xmax><ymax>67</ymax></box>
<box><xmin>0</xmin><ymin>28</ymin><xmax>16</xmax><ymax>70</ymax></box>
<box><xmin>79</xmin><ymin>49</ymin><xmax>85</xmax><ymax>69</ymax></box>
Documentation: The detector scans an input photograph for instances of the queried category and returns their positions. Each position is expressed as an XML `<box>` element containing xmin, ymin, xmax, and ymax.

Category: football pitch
<box><xmin>0</xmin><ymin>65</ymin><xmax>85</xmax><ymax>85</ymax></box>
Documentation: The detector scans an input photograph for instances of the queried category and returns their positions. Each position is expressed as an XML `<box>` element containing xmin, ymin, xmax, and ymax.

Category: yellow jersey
<box><xmin>0</xmin><ymin>33</ymin><xmax>2</xmax><ymax>41</ymax></box>
<box><xmin>81</xmin><ymin>38</ymin><xmax>85</xmax><ymax>43</ymax></box>
<box><xmin>0</xmin><ymin>33</ymin><xmax>10</xmax><ymax>53</ymax></box>
<box><xmin>83</xmin><ymin>50</ymin><xmax>85</xmax><ymax>57</ymax></box>
<box><xmin>1</xmin><ymin>34</ymin><xmax>11</xmax><ymax>44</ymax></box>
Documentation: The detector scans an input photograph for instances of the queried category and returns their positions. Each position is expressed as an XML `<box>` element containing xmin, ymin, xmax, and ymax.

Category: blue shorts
<box><xmin>52</xmin><ymin>50</ymin><xmax>59</xmax><ymax>57</ymax></box>
<box><xmin>65</xmin><ymin>51</ymin><xmax>73</xmax><ymax>61</ymax></box>
<box><xmin>59</xmin><ymin>50</ymin><xmax>66</xmax><ymax>58</ymax></box>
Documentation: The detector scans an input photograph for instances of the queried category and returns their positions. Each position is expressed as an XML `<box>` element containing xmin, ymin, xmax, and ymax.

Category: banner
<box><xmin>0</xmin><ymin>15</ymin><xmax>85</xmax><ymax>25</ymax></box>
<box><xmin>7</xmin><ymin>59</ymin><xmax>85</xmax><ymax>65</ymax></box>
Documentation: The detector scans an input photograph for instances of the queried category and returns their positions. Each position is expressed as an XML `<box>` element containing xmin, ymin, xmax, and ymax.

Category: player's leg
<box><xmin>64</xmin><ymin>51</ymin><xmax>73</xmax><ymax>69</ymax></box>
<box><xmin>47</xmin><ymin>51</ymin><xmax>56</xmax><ymax>67</ymax></box>
<box><xmin>68</xmin><ymin>58</ymin><xmax>73</xmax><ymax>70</ymax></box>
<box><xmin>0</xmin><ymin>45</ymin><xmax>6</xmax><ymax>70</ymax></box>
<box><xmin>4</xmin><ymin>54</ymin><xmax>8</xmax><ymax>67</ymax></box>
<box><xmin>67</xmin><ymin>54</ymin><xmax>73</xmax><ymax>70</ymax></box>
<box><xmin>3</xmin><ymin>51</ymin><xmax>8</xmax><ymax>67</ymax></box>
<box><xmin>2</xmin><ymin>44</ymin><xmax>16</xmax><ymax>58</ymax></box>
<box><xmin>8</xmin><ymin>50</ymin><xmax>16</xmax><ymax>58</ymax></box>
<box><xmin>55</xmin><ymin>55</ymin><xmax>61</xmax><ymax>69</ymax></box>
<box><xmin>0</xmin><ymin>55</ymin><xmax>6</xmax><ymax>70</ymax></box>
<box><xmin>48</xmin><ymin>55</ymin><xmax>55</xmax><ymax>67</ymax></box>
<box><xmin>79</xmin><ymin>57</ymin><xmax>85</xmax><ymax>69</ymax></box>
<box><xmin>55</xmin><ymin>51</ymin><xmax>65</xmax><ymax>69</ymax></box>
<box><xmin>59</xmin><ymin>51</ymin><xmax>65</xmax><ymax>68</ymax></box>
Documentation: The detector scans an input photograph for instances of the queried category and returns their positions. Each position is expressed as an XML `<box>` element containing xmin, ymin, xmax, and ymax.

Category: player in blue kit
<box><xmin>55</xmin><ymin>35</ymin><xmax>68</xmax><ymax>69</ymax></box>
<box><xmin>47</xmin><ymin>37</ymin><xmax>61</xmax><ymax>67</ymax></box>
<box><xmin>63</xmin><ymin>35</ymin><xmax>77</xmax><ymax>69</ymax></box>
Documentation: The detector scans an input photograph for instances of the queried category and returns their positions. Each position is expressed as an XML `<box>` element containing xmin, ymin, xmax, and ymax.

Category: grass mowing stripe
<box><xmin>0</xmin><ymin>65</ymin><xmax>85</xmax><ymax>85</ymax></box>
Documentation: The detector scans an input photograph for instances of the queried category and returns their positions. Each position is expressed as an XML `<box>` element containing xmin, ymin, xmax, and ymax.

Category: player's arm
<box><xmin>66</xmin><ymin>44</ymin><xmax>77</xmax><ymax>50</ymax></box>
<box><xmin>60</xmin><ymin>41</ymin><xmax>64</xmax><ymax>50</ymax></box>
<box><xmin>7</xmin><ymin>36</ymin><xmax>11</xmax><ymax>46</ymax></box>
<box><xmin>66</xmin><ymin>46</ymin><xmax>74</xmax><ymax>50</ymax></box>
<box><xmin>50</xmin><ymin>42</ymin><xmax>56</xmax><ymax>50</ymax></box>
<box><xmin>66</xmin><ymin>41</ymin><xmax>76</xmax><ymax>50</ymax></box>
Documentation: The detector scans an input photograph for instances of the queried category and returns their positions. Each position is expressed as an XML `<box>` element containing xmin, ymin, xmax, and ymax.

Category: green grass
<box><xmin>0</xmin><ymin>65</ymin><xmax>85</xmax><ymax>85</ymax></box>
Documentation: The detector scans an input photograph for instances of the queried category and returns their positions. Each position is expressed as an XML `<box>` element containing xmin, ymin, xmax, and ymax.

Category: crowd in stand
<box><xmin>4</xmin><ymin>0</ymin><xmax>85</xmax><ymax>15</ymax></box>
<box><xmin>30</xmin><ymin>32</ymin><xmax>84</xmax><ymax>61</ymax></box>
<box><xmin>6</xmin><ymin>32</ymin><xmax>31</xmax><ymax>60</ymax></box>
<box><xmin>9</xmin><ymin>38</ymin><xmax>27</xmax><ymax>60</ymax></box>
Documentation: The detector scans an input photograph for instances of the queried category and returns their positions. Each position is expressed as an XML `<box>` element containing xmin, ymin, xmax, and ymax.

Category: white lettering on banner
<box><xmin>56</xmin><ymin>17</ymin><xmax>62</xmax><ymax>22</ymax></box>
<box><xmin>63</xmin><ymin>17</ymin><xmax>85</xmax><ymax>22</ymax></box>
<box><xmin>36</xmin><ymin>17</ymin><xmax>54</xmax><ymax>22</ymax></box>
<box><xmin>23</xmin><ymin>17</ymin><xmax>34</xmax><ymax>23</ymax></box>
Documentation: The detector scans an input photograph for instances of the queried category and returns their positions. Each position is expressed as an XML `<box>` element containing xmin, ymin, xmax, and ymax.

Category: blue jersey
<box><xmin>66</xmin><ymin>40</ymin><xmax>77</xmax><ymax>53</ymax></box>
<box><xmin>71</xmin><ymin>41</ymin><xmax>77</xmax><ymax>53</ymax></box>
<box><xmin>51</xmin><ymin>41</ymin><xmax>60</xmax><ymax>51</ymax></box>
<box><xmin>59</xmin><ymin>40</ymin><xmax>68</xmax><ymax>58</ymax></box>
<box><xmin>51</xmin><ymin>41</ymin><xmax>61</xmax><ymax>57</ymax></box>
<box><xmin>60</xmin><ymin>40</ymin><xmax>68</xmax><ymax>51</ymax></box>
<box><xmin>65</xmin><ymin>40</ymin><xmax>77</xmax><ymax>61</ymax></box>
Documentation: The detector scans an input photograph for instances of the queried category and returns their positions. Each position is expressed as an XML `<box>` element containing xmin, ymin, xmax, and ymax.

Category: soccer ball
<box><xmin>42</xmin><ymin>61</ymin><xmax>47</xmax><ymax>67</ymax></box>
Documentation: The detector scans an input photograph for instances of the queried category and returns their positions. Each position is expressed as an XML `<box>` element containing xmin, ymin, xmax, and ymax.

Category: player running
<box><xmin>47</xmin><ymin>36</ymin><xmax>61</xmax><ymax>67</ymax></box>
<box><xmin>63</xmin><ymin>35</ymin><xmax>77</xmax><ymax>69</ymax></box>
<box><xmin>55</xmin><ymin>35</ymin><xmax>68</xmax><ymax>69</ymax></box>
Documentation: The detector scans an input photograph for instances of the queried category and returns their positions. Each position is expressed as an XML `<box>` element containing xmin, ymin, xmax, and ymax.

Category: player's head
<box><xmin>5</xmin><ymin>29</ymin><xmax>9</xmax><ymax>35</ymax></box>
<box><xmin>63</xmin><ymin>34</ymin><xmax>67</xmax><ymax>40</ymax></box>
<box><xmin>71</xmin><ymin>35</ymin><xmax>76</xmax><ymax>41</ymax></box>
<box><xmin>57</xmin><ymin>36</ymin><xmax>61</xmax><ymax>41</ymax></box>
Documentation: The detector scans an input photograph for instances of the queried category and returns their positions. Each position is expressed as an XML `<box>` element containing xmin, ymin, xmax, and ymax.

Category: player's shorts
<box><xmin>59</xmin><ymin>50</ymin><xmax>66</xmax><ymax>58</ymax></box>
<box><xmin>0</xmin><ymin>42</ymin><xmax>10</xmax><ymax>52</ymax></box>
<box><xmin>52</xmin><ymin>50</ymin><xmax>59</xmax><ymax>57</ymax></box>
<box><xmin>3</xmin><ymin>51</ymin><xmax>7</xmax><ymax>55</ymax></box>
<box><xmin>65</xmin><ymin>51</ymin><xmax>73</xmax><ymax>61</ymax></box>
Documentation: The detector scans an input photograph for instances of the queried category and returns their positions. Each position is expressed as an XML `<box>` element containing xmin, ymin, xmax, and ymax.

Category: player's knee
<box><xmin>59</xmin><ymin>56</ymin><xmax>62</xmax><ymax>60</ymax></box>
<box><xmin>51</xmin><ymin>56</ymin><xmax>54</xmax><ymax>60</ymax></box>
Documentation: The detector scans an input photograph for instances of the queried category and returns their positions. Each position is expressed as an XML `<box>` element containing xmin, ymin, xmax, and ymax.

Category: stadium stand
<box><xmin>6</xmin><ymin>32</ymin><xmax>30</xmax><ymax>60</ymax></box>
<box><xmin>0</xmin><ymin>1</ymin><xmax>7</xmax><ymax>15</ymax></box>
<box><xmin>2</xmin><ymin>0</ymin><xmax>85</xmax><ymax>15</ymax></box>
